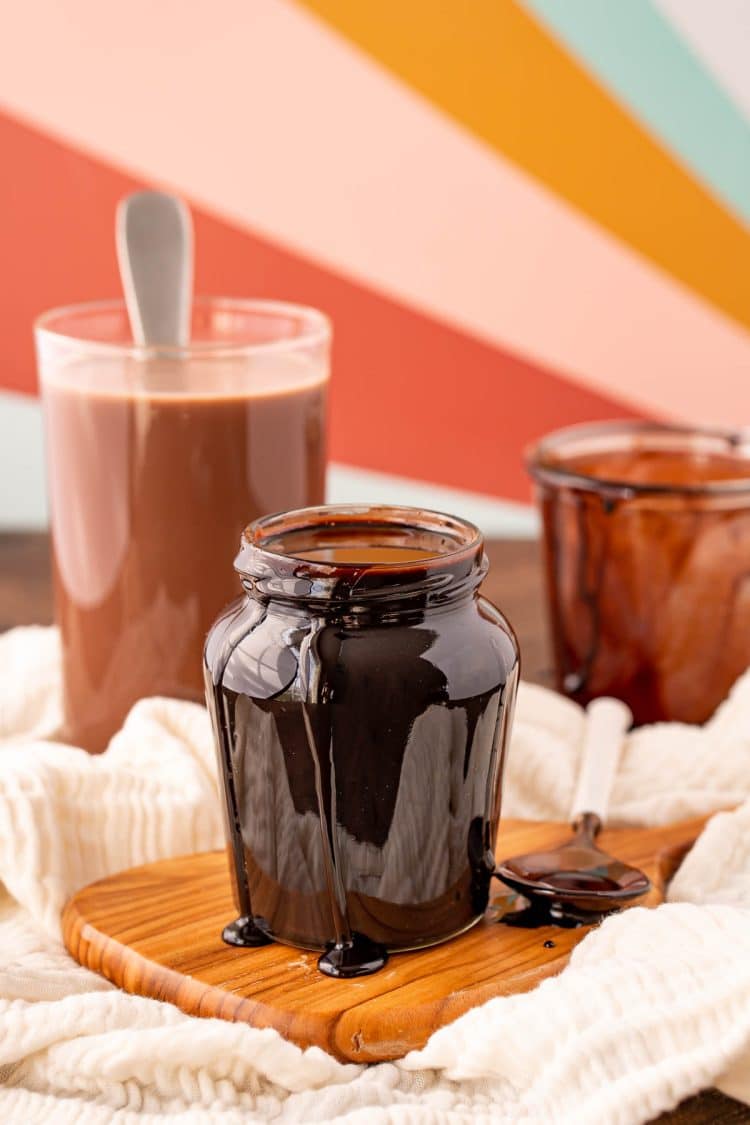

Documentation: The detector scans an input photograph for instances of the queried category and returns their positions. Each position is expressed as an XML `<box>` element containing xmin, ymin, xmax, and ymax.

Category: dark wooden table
<box><xmin>1</xmin><ymin>532</ymin><xmax>746</xmax><ymax>1124</ymax></box>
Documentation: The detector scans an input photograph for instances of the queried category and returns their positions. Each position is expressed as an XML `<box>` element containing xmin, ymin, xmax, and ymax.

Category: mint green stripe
<box><xmin>521</xmin><ymin>0</ymin><xmax>750</xmax><ymax>225</ymax></box>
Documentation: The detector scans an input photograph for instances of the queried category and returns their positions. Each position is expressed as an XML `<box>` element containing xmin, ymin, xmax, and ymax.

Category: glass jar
<box><xmin>204</xmin><ymin>504</ymin><xmax>519</xmax><ymax>977</ymax></box>
<box><xmin>528</xmin><ymin>421</ymin><xmax>750</xmax><ymax>725</ymax></box>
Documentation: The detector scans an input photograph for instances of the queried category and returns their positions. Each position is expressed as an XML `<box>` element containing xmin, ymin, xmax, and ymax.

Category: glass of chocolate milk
<box><xmin>35</xmin><ymin>298</ymin><xmax>330</xmax><ymax>751</ymax></box>
<box><xmin>528</xmin><ymin>421</ymin><xmax>750</xmax><ymax>725</ymax></box>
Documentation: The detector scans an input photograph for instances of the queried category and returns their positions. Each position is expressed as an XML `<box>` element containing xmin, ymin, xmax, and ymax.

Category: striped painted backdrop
<box><xmin>1</xmin><ymin>0</ymin><xmax>749</xmax><ymax>532</ymax></box>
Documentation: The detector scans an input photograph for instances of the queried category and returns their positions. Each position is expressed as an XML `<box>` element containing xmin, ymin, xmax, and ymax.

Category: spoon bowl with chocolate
<box><xmin>496</xmin><ymin>697</ymin><xmax>651</xmax><ymax>916</ymax></box>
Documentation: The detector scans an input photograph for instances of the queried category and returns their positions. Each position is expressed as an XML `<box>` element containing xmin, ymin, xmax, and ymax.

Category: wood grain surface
<box><xmin>62</xmin><ymin>816</ymin><xmax>706</xmax><ymax>1064</ymax></box>
<box><xmin>3</xmin><ymin>531</ymin><xmax>747</xmax><ymax>1121</ymax></box>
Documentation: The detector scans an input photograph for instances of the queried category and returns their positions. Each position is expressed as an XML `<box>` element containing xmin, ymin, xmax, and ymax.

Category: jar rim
<box><xmin>526</xmin><ymin>420</ymin><xmax>750</xmax><ymax>498</ymax></box>
<box><xmin>241</xmin><ymin>504</ymin><xmax>483</xmax><ymax>568</ymax></box>
<box><xmin>236</xmin><ymin>504</ymin><xmax>486</xmax><ymax>604</ymax></box>
<box><xmin>34</xmin><ymin>296</ymin><xmax>331</xmax><ymax>359</ymax></box>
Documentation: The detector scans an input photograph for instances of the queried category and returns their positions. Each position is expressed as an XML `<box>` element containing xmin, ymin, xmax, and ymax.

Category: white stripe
<box><xmin>0</xmin><ymin>393</ymin><xmax>47</xmax><ymax>529</ymax></box>
<box><xmin>653</xmin><ymin>0</ymin><xmax>750</xmax><ymax>121</ymax></box>
<box><xmin>327</xmin><ymin>464</ymin><xmax>538</xmax><ymax>539</ymax></box>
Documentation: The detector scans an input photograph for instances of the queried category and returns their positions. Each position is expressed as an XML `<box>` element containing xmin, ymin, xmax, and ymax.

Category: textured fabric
<box><xmin>1</xmin><ymin>627</ymin><xmax>750</xmax><ymax>1123</ymax></box>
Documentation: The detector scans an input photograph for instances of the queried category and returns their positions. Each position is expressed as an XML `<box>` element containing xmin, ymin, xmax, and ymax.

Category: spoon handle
<box><xmin>116</xmin><ymin>191</ymin><xmax>193</xmax><ymax>347</ymax></box>
<box><xmin>570</xmin><ymin>696</ymin><xmax>632</xmax><ymax>824</ymax></box>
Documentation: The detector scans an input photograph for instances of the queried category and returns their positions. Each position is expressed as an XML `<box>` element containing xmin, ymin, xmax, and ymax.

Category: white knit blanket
<box><xmin>2</xmin><ymin>627</ymin><xmax>750</xmax><ymax>1124</ymax></box>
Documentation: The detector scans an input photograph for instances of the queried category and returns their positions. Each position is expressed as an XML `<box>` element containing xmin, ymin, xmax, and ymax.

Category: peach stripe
<box><xmin>0</xmin><ymin>0</ymin><xmax>748</xmax><ymax>424</ymax></box>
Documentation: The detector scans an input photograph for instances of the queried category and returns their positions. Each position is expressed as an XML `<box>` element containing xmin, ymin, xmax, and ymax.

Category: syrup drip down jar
<box><xmin>204</xmin><ymin>505</ymin><xmax>519</xmax><ymax>977</ymax></box>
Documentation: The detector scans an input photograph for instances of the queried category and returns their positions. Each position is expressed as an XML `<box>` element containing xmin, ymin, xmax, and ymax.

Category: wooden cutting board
<box><xmin>62</xmin><ymin>816</ymin><xmax>705</xmax><ymax>1063</ymax></box>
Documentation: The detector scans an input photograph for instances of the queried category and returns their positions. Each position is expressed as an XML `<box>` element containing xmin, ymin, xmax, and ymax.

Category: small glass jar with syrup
<box><xmin>204</xmin><ymin>504</ymin><xmax>519</xmax><ymax>977</ymax></box>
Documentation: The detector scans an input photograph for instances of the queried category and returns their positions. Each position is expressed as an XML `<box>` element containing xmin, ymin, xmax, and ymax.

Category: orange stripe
<box><xmin>0</xmin><ymin>110</ymin><xmax>641</xmax><ymax>503</ymax></box>
<box><xmin>296</xmin><ymin>0</ymin><xmax>750</xmax><ymax>330</ymax></box>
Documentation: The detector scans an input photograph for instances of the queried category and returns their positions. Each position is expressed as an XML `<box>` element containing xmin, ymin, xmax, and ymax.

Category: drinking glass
<box><xmin>35</xmin><ymin>298</ymin><xmax>330</xmax><ymax>751</ymax></box>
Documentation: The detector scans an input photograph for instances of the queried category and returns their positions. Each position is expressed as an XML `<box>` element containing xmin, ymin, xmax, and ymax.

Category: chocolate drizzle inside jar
<box><xmin>529</xmin><ymin>423</ymin><xmax>750</xmax><ymax>725</ymax></box>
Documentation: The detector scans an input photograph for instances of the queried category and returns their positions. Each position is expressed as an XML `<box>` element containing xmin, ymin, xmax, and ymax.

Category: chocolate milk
<box><xmin>43</xmin><ymin>353</ymin><xmax>327</xmax><ymax>751</ymax></box>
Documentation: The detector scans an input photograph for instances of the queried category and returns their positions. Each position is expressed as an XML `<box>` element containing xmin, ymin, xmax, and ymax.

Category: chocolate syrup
<box><xmin>497</xmin><ymin>896</ymin><xmax>597</xmax><ymax>930</ymax></box>
<box><xmin>205</xmin><ymin>507</ymin><xmax>520</xmax><ymax>976</ymax></box>
<box><xmin>531</xmin><ymin>434</ymin><xmax>750</xmax><ymax>724</ymax></box>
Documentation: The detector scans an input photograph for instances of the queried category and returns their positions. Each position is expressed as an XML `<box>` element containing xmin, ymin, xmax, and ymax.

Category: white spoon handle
<box><xmin>116</xmin><ymin>191</ymin><xmax>193</xmax><ymax>347</ymax></box>
<box><xmin>570</xmin><ymin>696</ymin><xmax>633</xmax><ymax>823</ymax></box>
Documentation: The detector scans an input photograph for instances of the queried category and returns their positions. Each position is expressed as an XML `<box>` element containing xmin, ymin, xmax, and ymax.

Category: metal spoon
<box><xmin>116</xmin><ymin>190</ymin><xmax>193</xmax><ymax>347</ymax></box>
<box><xmin>496</xmin><ymin>697</ymin><xmax>651</xmax><ymax>915</ymax></box>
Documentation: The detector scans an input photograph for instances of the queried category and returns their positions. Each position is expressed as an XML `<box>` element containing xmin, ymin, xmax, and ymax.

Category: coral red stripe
<box><xmin>0</xmin><ymin>111</ymin><xmax>640</xmax><ymax>503</ymax></box>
